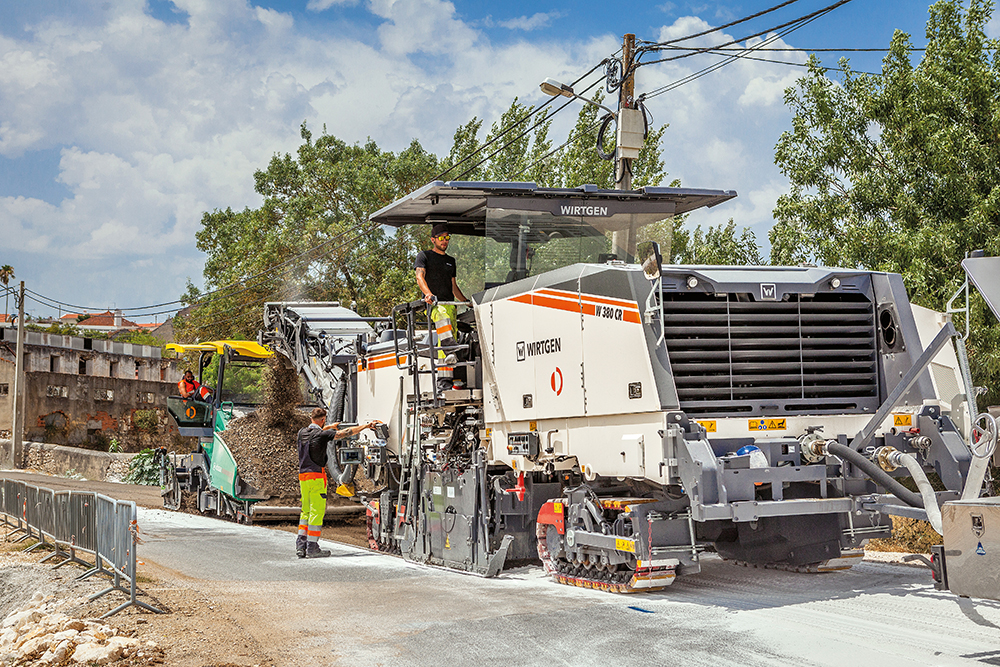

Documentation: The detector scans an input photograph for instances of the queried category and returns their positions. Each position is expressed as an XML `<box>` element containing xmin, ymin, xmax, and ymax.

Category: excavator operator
<box><xmin>295</xmin><ymin>407</ymin><xmax>379</xmax><ymax>559</ymax></box>
<box><xmin>178</xmin><ymin>369</ymin><xmax>212</xmax><ymax>403</ymax></box>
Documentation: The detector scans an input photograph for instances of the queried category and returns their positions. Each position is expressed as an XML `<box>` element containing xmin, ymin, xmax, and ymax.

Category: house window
<box><xmin>0</xmin><ymin>384</ymin><xmax>8</xmax><ymax>396</ymax></box>
<box><xmin>95</xmin><ymin>389</ymin><xmax>114</xmax><ymax>402</ymax></box>
<box><xmin>160</xmin><ymin>366</ymin><xmax>166</xmax><ymax>381</ymax></box>
<box><xmin>109</xmin><ymin>360</ymin><xmax>118</xmax><ymax>377</ymax></box>
<box><xmin>50</xmin><ymin>355</ymin><xmax>59</xmax><ymax>373</ymax></box>
<box><xmin>79</xmin><ymin>359</ymin><xmax>87</xmax><ymax>375</ymax></box>
<box><xmin>135</xmin><ymin>361</ymin><xmax>141</xmax><ymax>379</ymax></box>
<box><xmin>46</xmin><ymin>385</ymin><xmax>69</xmax><ymax>398</ymax></box>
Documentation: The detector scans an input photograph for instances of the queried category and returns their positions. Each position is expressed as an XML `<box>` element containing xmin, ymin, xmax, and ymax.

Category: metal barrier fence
<box><xmin>0</xmin><ymin>479</ymin><xmax>162</xmax><ymax>618</ymax></box>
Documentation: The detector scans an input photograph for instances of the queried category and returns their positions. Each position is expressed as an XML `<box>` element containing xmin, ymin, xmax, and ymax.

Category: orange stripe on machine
<box><xmin>509</xmin><ymin>289</ymin><xmax>640</xmax><ymax>323</ymax></box>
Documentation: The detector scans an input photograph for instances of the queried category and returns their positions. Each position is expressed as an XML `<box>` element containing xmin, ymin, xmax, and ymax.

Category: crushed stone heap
<box><xmin>221</xmin><ymin>356</ymin><xmax>375</xmax><ymax>505</ymax></box>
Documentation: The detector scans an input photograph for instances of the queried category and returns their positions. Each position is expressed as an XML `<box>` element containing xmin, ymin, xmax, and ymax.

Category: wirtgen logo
<box><xmin>516</xmin><ymin>338</ymin><xmax>561</xmax><ymax>362</ymax></box>
<box><xmin>761</xmin><ymin>284</ymin><xmax>776</xmax><ymax>300</ymax></box>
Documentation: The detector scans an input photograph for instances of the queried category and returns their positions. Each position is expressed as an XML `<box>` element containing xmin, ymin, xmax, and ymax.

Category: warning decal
<box><xmin>892</xmin><ymin>414</ymin><xmax>913</xmax><ymax>427</ymax></box>
<box><xmin>696</xmin><ymin>420</ymin><xmax>717</xmax><ymax>433</ymax></box>
<box><xmin>749</xmin><ymin>419</ymin><xmax>787</xmax><ymax>431</ymax></box>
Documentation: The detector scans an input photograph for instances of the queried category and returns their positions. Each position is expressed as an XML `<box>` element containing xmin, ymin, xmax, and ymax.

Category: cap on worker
<box><xmin>431</xmin><ymin>222</ymin><xmax>449</xmax><ymax>238</ymax></box>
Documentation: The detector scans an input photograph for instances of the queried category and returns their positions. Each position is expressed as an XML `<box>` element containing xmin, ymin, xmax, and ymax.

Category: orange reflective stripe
<box><xmin>436</xmin><ymin>324</ymin><xmax>452</xmax><ymax>335</ymax></box>
<box><xmin>298</xmin><ymin>471</ymin><xmax>326</xmax><ymax>481</ymax></box>
<box><xmin>307</xmin><ymin>530</ymin><xmax>321</xmax><ymax>537</ymax></box>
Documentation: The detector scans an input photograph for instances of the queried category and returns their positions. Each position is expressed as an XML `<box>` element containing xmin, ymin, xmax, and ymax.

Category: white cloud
<box><xmin>498</xmin><ymin>12</ymin><xmax>560</xmax><ymax>31</ymax></box>
<box><xmin>0</xmin><ymin>1</ymin><xmax>808</xmax><ymax>315</ymax></box>
<box><xmin>307</xmin><ymin>0</ymin><xmax>359</xmax><ymax>10</ymax></box>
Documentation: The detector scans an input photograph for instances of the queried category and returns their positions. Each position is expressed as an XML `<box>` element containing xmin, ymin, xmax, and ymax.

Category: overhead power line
<box><xmin>639</xmin><ymin>0</ymin><xmax>807</xmax><ymax>50</ymax></box>
<box><xmin>638</xmin><ymin>0</ymin><xmax>856</xmax><ymax>67</ymax></box>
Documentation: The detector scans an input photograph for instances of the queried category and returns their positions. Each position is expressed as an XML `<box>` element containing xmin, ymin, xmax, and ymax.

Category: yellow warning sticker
<box><xmin>445</xmin><ymin>536</ymin><xmax>450</xmax><ymax>549</ymax></box>
<box><xmin>749</xmin><ymin>419</ymin><xmax>787</xmax><ymax>431</ymax></box>
<box><xmin>615</xmin><ymin>538</ymin><xmax>636</xmax><ymax>553</ymax></box>
<box><xmin>553</xmin><ymin>502</ymin><xmax>564</xmax><ymax>512</ymax></box>
<box><xmin>696</xmin><ymin>420</ymin><xmax>717</xmax><ymax>433</ymax></box>
<box><xmin>892</xmin><ymin>414</ymin><xmax>913</xmax><ymax>427</ymax></box>
<box><xmin>529</xmin><ymin>421</ymin><xmax>538</xmax><ymax>432</ymax></box>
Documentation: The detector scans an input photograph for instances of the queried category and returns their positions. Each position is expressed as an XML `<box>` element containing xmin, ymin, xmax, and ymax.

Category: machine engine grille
<box><xmin>662</xmin><ymin>292</ymin><xmax>879</xmax><ymax>416</ymax></box>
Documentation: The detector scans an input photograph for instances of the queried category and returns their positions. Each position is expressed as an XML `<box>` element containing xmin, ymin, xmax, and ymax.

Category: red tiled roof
<box><xmin>76</xmin><ymin>311</ymin><xmax>140</xmax><ymax>328</ymax></box>
<box><xmin>60</xmin><ymin>312</ymin><xmax>83</xmax><ymax>321</ymax></box>
<box><xmin>0</xmin><ymin>313</ymin><xmax>11</xmax><ymax>323</ymax></box>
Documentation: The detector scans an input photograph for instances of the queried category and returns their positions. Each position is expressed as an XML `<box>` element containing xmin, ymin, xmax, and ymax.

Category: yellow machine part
<box><xmin>165</xmin><ymin>340</ymin><xmax>274</xmax><ymax>358</ymax></box>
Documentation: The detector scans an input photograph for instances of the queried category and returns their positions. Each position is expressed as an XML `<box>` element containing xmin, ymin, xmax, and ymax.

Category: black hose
<box><xmin>825</xmin><ymin>442</ymin><xmax>923</xmax><ymax>508</ymax></box>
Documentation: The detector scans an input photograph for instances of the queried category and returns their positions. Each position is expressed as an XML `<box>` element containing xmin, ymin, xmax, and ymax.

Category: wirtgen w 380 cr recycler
<box><xmin>267</xmin><ymin>181</ymin><xmax>994</xmax><ymax>593</ymax></box>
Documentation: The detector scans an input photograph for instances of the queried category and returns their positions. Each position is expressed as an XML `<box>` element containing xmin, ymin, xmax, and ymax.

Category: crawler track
<box><xmin>536</xmin><ymin>523</ymin><xmax>676</xmax><ymax>593</ymax></box>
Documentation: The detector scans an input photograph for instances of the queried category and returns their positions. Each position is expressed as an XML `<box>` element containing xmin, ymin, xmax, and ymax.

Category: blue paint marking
<box><xmin>628</xmin><ymin>606</ymin><xmax>654</xmax><ymax>614</ymax></box>
<box><xmin>977</xmin><ymin>542</ymin><xmax>986</xmax><ymax>556</ymax></box>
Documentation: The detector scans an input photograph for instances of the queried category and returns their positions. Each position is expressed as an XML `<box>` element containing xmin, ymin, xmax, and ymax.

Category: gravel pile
<box><xmin>1</xmin><ymin>592</ymin><xmax>161</xmax><ymax>665</ymax></box>
<box><xmin>222</xmin><ymin>356</ymin><xmax>375</xmax><ymax>505</ymax></box>
<box><xmin>223</xmin><ymin>409</ymin><xmax>310</xmax><ymax>504</ymax></box>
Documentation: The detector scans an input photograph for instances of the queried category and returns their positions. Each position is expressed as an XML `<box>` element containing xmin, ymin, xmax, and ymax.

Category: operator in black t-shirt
<box><xmin>415</xmin><ymin>223</ymin><xmax>469</xmax><ymax>388</ymax></box>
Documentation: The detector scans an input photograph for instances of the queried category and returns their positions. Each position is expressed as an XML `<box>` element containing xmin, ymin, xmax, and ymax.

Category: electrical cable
<box><xmin>659</xmin><ymin>46</ymin><xmax>926</xmax><ymax>53</ymax></box>
<box><xmin>641</xmin><ymin>8</ymin><xmax>830</xmax><ymax>101</ymax></box>
<box><xmin>638</xmin><ymin>0</ymin><xmax>855</xmax><ymax>67</ymax></box>
<box><xmin>24</xmin><ymin>219</ymin><xmax>372</xmax><ymax>317</ymax></box>
<box><xmin>638</xmin><ymin>0</ymin><xmax>807</xmax><ymax>50</ymax></box>
<box><xmin>436</xmin><ymin>56</ymin><xmax>617</xmax><ymax>182</ymax></box>
<box><xmin>699</xmin><ymin>50</ymin><xmax>882</xmax><ymax>76</ymax></box>
<box><xmin>455</xmin><ymin>73</ymin><xmax>607</xmax><ymax>180</ymax></box>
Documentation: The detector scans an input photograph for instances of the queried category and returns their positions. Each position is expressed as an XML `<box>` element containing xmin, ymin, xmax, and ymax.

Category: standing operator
<box><xmin>415</xmin><ymin>223</ymin><xmax>469</xmax><ymax>388</ymax></box>
<box><xmin>296</xmin><ymin>408</ymin><xmax>378</xmax><ymax>559</ymax></box>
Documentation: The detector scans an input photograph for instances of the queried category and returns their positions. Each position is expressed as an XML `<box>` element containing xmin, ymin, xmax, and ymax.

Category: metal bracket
<box><xmin>849</xmin><ymin>322</ymin><xmax>957</xmax><ymax>452</ymax></box>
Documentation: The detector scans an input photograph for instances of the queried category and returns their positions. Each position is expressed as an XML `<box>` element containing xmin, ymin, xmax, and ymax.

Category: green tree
<box><xmin>672</xmin><ymin>219</ymin><xmax>763</xmax><ymax>265</ymax></box>
<box><xmin>772</xmin><ymin>0</ymin><xmax>1000</xmax><ymax>403</ymax></box>
<box><xmin>181</xmin><ymin>124</ymin><xmax>439</xmax><ymax>342</ymax></box>
<box><xmin>0</xmin><ymin>264</ymin><xmax>13</xmax><ymax>322</ymax></box>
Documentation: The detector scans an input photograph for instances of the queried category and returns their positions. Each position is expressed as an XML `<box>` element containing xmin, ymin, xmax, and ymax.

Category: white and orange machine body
<box><xmin>266</xmin><ymin>182</ymin><xmax>985</xmax><ymax>592</ymax></box>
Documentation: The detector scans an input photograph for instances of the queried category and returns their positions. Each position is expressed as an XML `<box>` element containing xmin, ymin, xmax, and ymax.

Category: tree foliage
<box><xmin>181</xmin><ymin>91</ymin><xmax>687</xmax><ymax>343</ymax></box>
<box><xmin>772</xmin><ymin>0</ymin><xmax>1000</xmax><ymax>403</ymax></box>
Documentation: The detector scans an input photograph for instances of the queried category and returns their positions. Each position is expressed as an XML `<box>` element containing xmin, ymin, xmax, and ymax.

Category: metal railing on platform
<box><xmin>0</xmin><ymin>479</ymin><xmax>162</xmax><ymax>618</ymax></box>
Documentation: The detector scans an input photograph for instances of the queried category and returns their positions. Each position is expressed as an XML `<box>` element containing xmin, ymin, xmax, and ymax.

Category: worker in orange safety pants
<box><xmin>178</xmin><ymin>369</ymin><xmax>212</xmax><ymax>402</ymax></box>
<box><xmin>296</xmin><ymin>407</ymin><xmax>379</xmax><ymax>558</ymax></box>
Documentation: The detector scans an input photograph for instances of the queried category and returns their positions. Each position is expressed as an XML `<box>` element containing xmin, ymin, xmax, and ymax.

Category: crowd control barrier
<box><xmin>0</xmin><ymin>479</ymin><xmax>162</xmax><ymax>618</ymax></box>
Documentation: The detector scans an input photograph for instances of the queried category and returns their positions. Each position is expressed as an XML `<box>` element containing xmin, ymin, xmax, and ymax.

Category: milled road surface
<box><xmin>136</xmin><ymin>508</ymin><xmax>1000</xmax><ymax>667</ymax></box>
<box><xmin>7</xmin><ymin>470</ymin><xmax>1000</xmax><ymax>665</ymax></box>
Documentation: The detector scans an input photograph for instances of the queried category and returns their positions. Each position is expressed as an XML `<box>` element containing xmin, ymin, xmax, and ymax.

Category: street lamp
<box><xmin>539</xmin><ymin>78</ymin><xmax>617</xmax><ymax>118</ymax></box>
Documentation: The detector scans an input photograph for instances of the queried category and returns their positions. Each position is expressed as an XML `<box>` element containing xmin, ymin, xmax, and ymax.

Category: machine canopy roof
<box><xmin>369</xmin><ymin>181</ymin><xmax>737</xmax><ymax>237</ymax></box>
<box><xmin>962</xmin><ymin>256</ymin><xmax>1000</xmax><ymax>321</ymax></box>
<box><xmin>166</xmin><ymin>340</ymin><xmax>274</xmax><ymax>359</ymax></box>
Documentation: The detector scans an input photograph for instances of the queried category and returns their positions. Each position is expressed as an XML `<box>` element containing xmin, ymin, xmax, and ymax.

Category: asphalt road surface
<box><xmin>7</xmin><ymin>470</ymin><xmax>1000</xmax><ymax>665</ymax></box>
<box><xmin>135</xmin><ymin>508</ymin><xmax>1000</xmax><ymax>667</ymax></box>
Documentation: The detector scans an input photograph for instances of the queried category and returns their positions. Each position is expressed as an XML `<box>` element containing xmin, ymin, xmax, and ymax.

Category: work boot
<box><xmin>305</xmin><ymin>542</ymin><xmax>331</xmax><ymax>559</ymax></box>
<box><xmin>295</xmin><ymin>535</ymin><xmax>306</xmax><ymax>559</ymax></box>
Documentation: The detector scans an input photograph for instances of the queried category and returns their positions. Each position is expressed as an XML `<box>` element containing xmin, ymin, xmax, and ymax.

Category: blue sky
<box><xmin>0</xmin><ymin>0</ymin><xmax>973</xmax><ymax>321</ymax></box>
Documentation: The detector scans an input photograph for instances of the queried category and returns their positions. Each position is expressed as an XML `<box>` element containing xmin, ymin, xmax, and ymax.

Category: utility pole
<box><xmin>11</xmin><ymin>281</ymin><xmax>25</xmax><ymax>468</ymax></box>
<box><xmin>613</xmin><ymin>33</ymin><xmax>644</xmax><ymax>260</ymax></box>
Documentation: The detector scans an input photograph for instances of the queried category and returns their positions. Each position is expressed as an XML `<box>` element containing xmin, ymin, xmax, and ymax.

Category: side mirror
<box><xmin>637</xmin><ymin>241</ymin><xmax>662</xmax><ymax>281</ymax></box>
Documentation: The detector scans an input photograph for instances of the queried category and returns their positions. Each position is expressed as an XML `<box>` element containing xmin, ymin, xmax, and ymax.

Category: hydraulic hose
<box><xmin>824</xmin><ymin>442</ymin><xmax>923</xmax><ymax>509</ymax></box>
<box><xmin>894</xmin><ymin>453</ymin><xmax>943</xmax><ymax>535</ymax></box>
